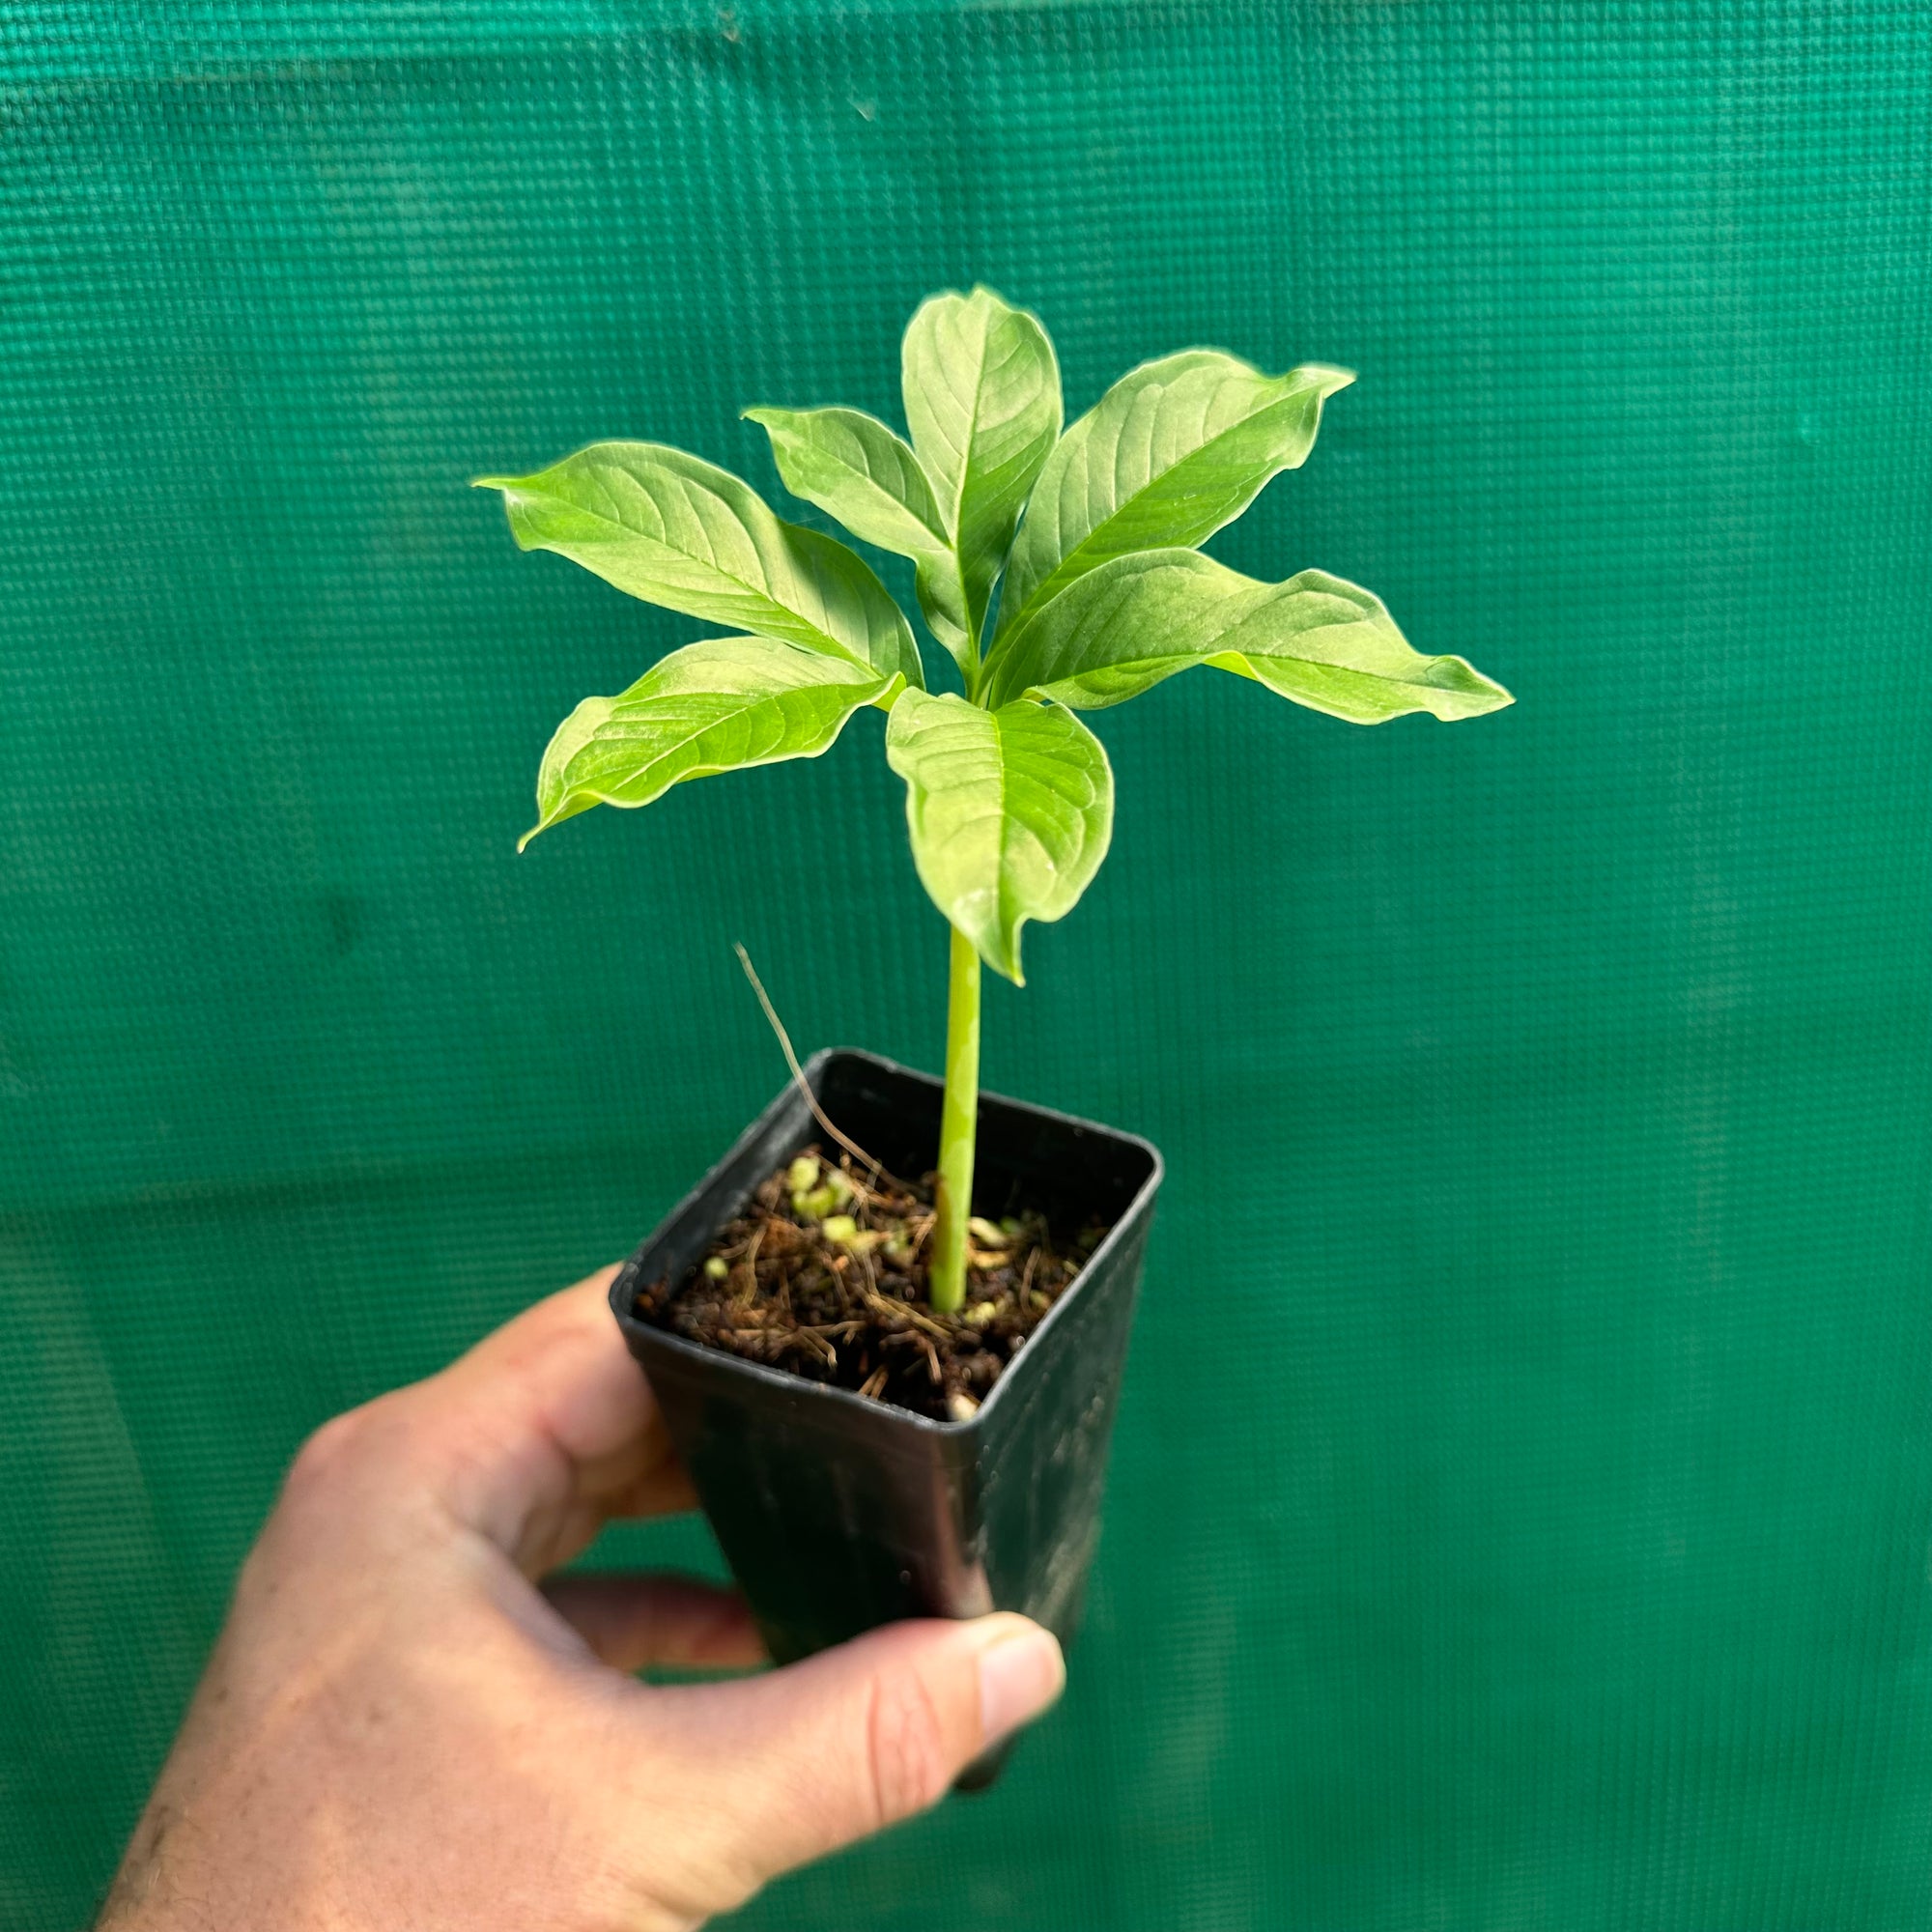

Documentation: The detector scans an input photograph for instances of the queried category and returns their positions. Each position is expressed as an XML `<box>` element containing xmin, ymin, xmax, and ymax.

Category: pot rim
<box><xmin>611</xmin><ymin>1045</ymin><xmax>1164</xmax><ymax>1439</ymax></box>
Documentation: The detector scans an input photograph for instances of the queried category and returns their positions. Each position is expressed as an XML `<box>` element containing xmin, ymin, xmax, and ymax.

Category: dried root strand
<box><xmin>640</xmin><ymin>1143</ymin><xmax>1106</xmax><ymax>1422</ymax></box>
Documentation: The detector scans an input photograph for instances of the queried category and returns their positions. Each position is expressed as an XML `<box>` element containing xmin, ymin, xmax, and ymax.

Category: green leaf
<box><xmin>520</xmin><ymin>636</ymin><xmax>895</xmax><ymax>849</ymax></box>
<box><xmin>884</xmin><ymin>689</ymin><xmax>1113</xmax><ymax>984</ymax></box>
<box><xmin>477</xmin><ymin>442</ymin><xmax>923</xmax><ymax>690</ymax></box>
<box><xmin>901</xmin><ymin>287</ymin><xmax>1063</xmax><ymax>658</ymax></box>
<box><xmin>983</xmin><ymin>549</ymin><xmax>1514</xmax><ymax>724</ymax></box>
<box><xmin>992</xmin><ymin>352</ymin><xmax>1354</xmax><ymax>643</ymax></box>
<box><xmin>744</xmin><ymin>406</ymin><xmax>946</xmax><ymax>556</ymax></box>
<box><xmin>744</xmin><ymin>404</ymin><xmax>973</xmax><ymax>666</ymax></box>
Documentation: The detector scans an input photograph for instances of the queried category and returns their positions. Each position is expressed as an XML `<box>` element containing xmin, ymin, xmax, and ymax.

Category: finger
<box><xmin>644</xmin><ymin>1613</ymin><xmax>1064</xmax><ymax>1890</ymax></box>
<box><xmin>404</xmin><ymin>1266</ymin><xmax>696</xmax><ymax>1573</ymax></box>
<box><xmin>542</xmin><ymin>1573</ymin><xmax>766</xmax><ymax>1672</ymax></box>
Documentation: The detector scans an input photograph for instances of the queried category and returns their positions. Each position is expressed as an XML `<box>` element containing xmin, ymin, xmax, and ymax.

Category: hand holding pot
<box><xmin>97</xmin><ymin>1267</ymin><xmax>1065</xmax><ymax>1932</ymax></box>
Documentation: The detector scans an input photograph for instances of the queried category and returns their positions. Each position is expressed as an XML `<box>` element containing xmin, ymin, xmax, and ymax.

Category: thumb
<box><xmin>656</xmin><ymin>1612</ymin><xmax>1065</xmax><ymax>1886</ymax></box>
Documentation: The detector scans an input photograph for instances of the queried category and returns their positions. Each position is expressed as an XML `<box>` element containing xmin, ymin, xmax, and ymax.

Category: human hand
<box><xmin>97</xmin><ymin>1266</ymin><xmax>1065</xmax><ymax>1931</ymax></box>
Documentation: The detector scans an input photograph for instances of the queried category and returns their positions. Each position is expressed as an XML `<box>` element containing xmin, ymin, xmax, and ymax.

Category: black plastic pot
<box><xmin>610</xmin><ymin>1048</ymin><xmax>1161</xmax><ymax>1778</ymax></box>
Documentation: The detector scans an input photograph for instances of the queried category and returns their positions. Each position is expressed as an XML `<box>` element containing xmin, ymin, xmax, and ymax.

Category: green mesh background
<box><xmin>6</xmin><ymin>4</ymin><xmax>1932</xmax><ymax>1927</ymax></box>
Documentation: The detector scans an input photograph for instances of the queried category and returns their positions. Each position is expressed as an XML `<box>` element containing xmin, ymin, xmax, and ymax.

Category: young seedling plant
<box><xmin>482</xmin><ymin>288</ymin><xmax>1512</xmax><ymax>1317</ymax></box>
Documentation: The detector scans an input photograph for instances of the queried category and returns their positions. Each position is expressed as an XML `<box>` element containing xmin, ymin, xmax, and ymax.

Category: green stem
<box><xmin>928</xmin><ymin>923</ymin><xmax>981</xmax><ymax>1314</ymax></box>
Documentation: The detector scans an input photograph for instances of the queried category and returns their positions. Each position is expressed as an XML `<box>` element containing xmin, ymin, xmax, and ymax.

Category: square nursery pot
<box><xmin>610</xmin><ymin>1048</ymin><xmax>1161</xmax><ymax>1780</ymax></box>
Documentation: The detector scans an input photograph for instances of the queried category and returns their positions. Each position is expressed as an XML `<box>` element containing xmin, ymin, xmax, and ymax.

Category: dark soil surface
<box><xmin>633</xmin><ymin>1147</ymin><xmax>1109</xmax><ymax>1422</ymax></box>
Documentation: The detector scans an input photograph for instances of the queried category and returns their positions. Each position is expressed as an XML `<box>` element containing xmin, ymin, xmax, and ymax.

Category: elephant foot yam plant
<box><xmin>482</xmin><ymin>287</ymin><xmax>1512</xmax><ymax>1413</ymax></box>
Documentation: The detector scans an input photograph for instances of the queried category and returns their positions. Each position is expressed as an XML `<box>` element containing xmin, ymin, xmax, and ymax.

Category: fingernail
<box><xmin>976</xmin><ymin>1619</ymin><xmax>1065</xmax><ymax>1745</ymax></box>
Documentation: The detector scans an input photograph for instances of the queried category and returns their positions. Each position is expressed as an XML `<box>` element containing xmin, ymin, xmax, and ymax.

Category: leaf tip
<box><xmin>1438</xmin><ymin>660</ymin><xmax>1516</xmax><ymax>719</ymax></box>
<box><xmin>517</xmin><ymin>801</ymin><xmax>572</xmax><ymax>852</ymax></box>
<box><xmin>980</xmin><ymin>926</ymin><xmax>1026</xmax><ymax>986</ymax></box>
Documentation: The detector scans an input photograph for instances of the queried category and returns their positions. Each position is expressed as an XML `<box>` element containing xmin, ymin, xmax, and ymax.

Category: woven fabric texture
<box><xmin>5</xmin><ymin>4</ymin><xmax>1932</xmax><ymax>1927</ymax></box>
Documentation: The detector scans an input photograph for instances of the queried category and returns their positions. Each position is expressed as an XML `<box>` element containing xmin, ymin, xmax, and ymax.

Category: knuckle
<box><xmin>246</xmin><ymin>1392</ymin><xmax>450</xmax><ymax>1605</ymax></box>
<box><xmin>285</xmin><ymin>1406</ymin><xmax>369</xmax><ymax>1496</ymax></box>
<box><xmin>865</xmin><ymin>1663</ymin><xmax>952</xmax><ymax>1826</ymax></box>
<box><xmin>278</xmin><ymin>1397</ymin><xmax>422</xmax><ymax>1525</ymax></box>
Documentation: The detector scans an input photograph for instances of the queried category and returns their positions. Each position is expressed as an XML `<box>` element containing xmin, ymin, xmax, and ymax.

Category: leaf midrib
<box><xmin>933</xmin><ymin>304</ymin><xmax>994</xmax><ymax>538</ymax></box>
<box><xmin>524</xmin><ymin>471</ymin><xmax>871</xmax><ymax>668</ymax></box>
<box><xmin>988</xmin><ymin>705</ymin><xmax>1019</xmax><ymax>949</ymax></box>
<box><xmin>1000</xmin><ymin>374</ymin><xmax>1312</xmax><ymax>640</ymax></box>
<box><xmin>795</xmin><ymin>412</ymin><xmax>951</xmax><ymax>551</ymax></box>
<box><xmin>566</xmin><ymin>681</ymin><xmax>866</xmax><ymax>804</ymax></box>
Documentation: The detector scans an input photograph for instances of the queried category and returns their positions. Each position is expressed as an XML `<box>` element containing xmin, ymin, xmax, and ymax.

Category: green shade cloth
<box><xmin>5</xmin><ymin>4</ymin><xmax>1930</xmax><ymax>1926</ymax></box>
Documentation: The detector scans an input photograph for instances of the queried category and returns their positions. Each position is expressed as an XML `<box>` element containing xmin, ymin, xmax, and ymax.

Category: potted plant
<box><xmin>480</xmin><ymin>288</ymin><xmax>1510</xmax><ymax>1757</ymax></box>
